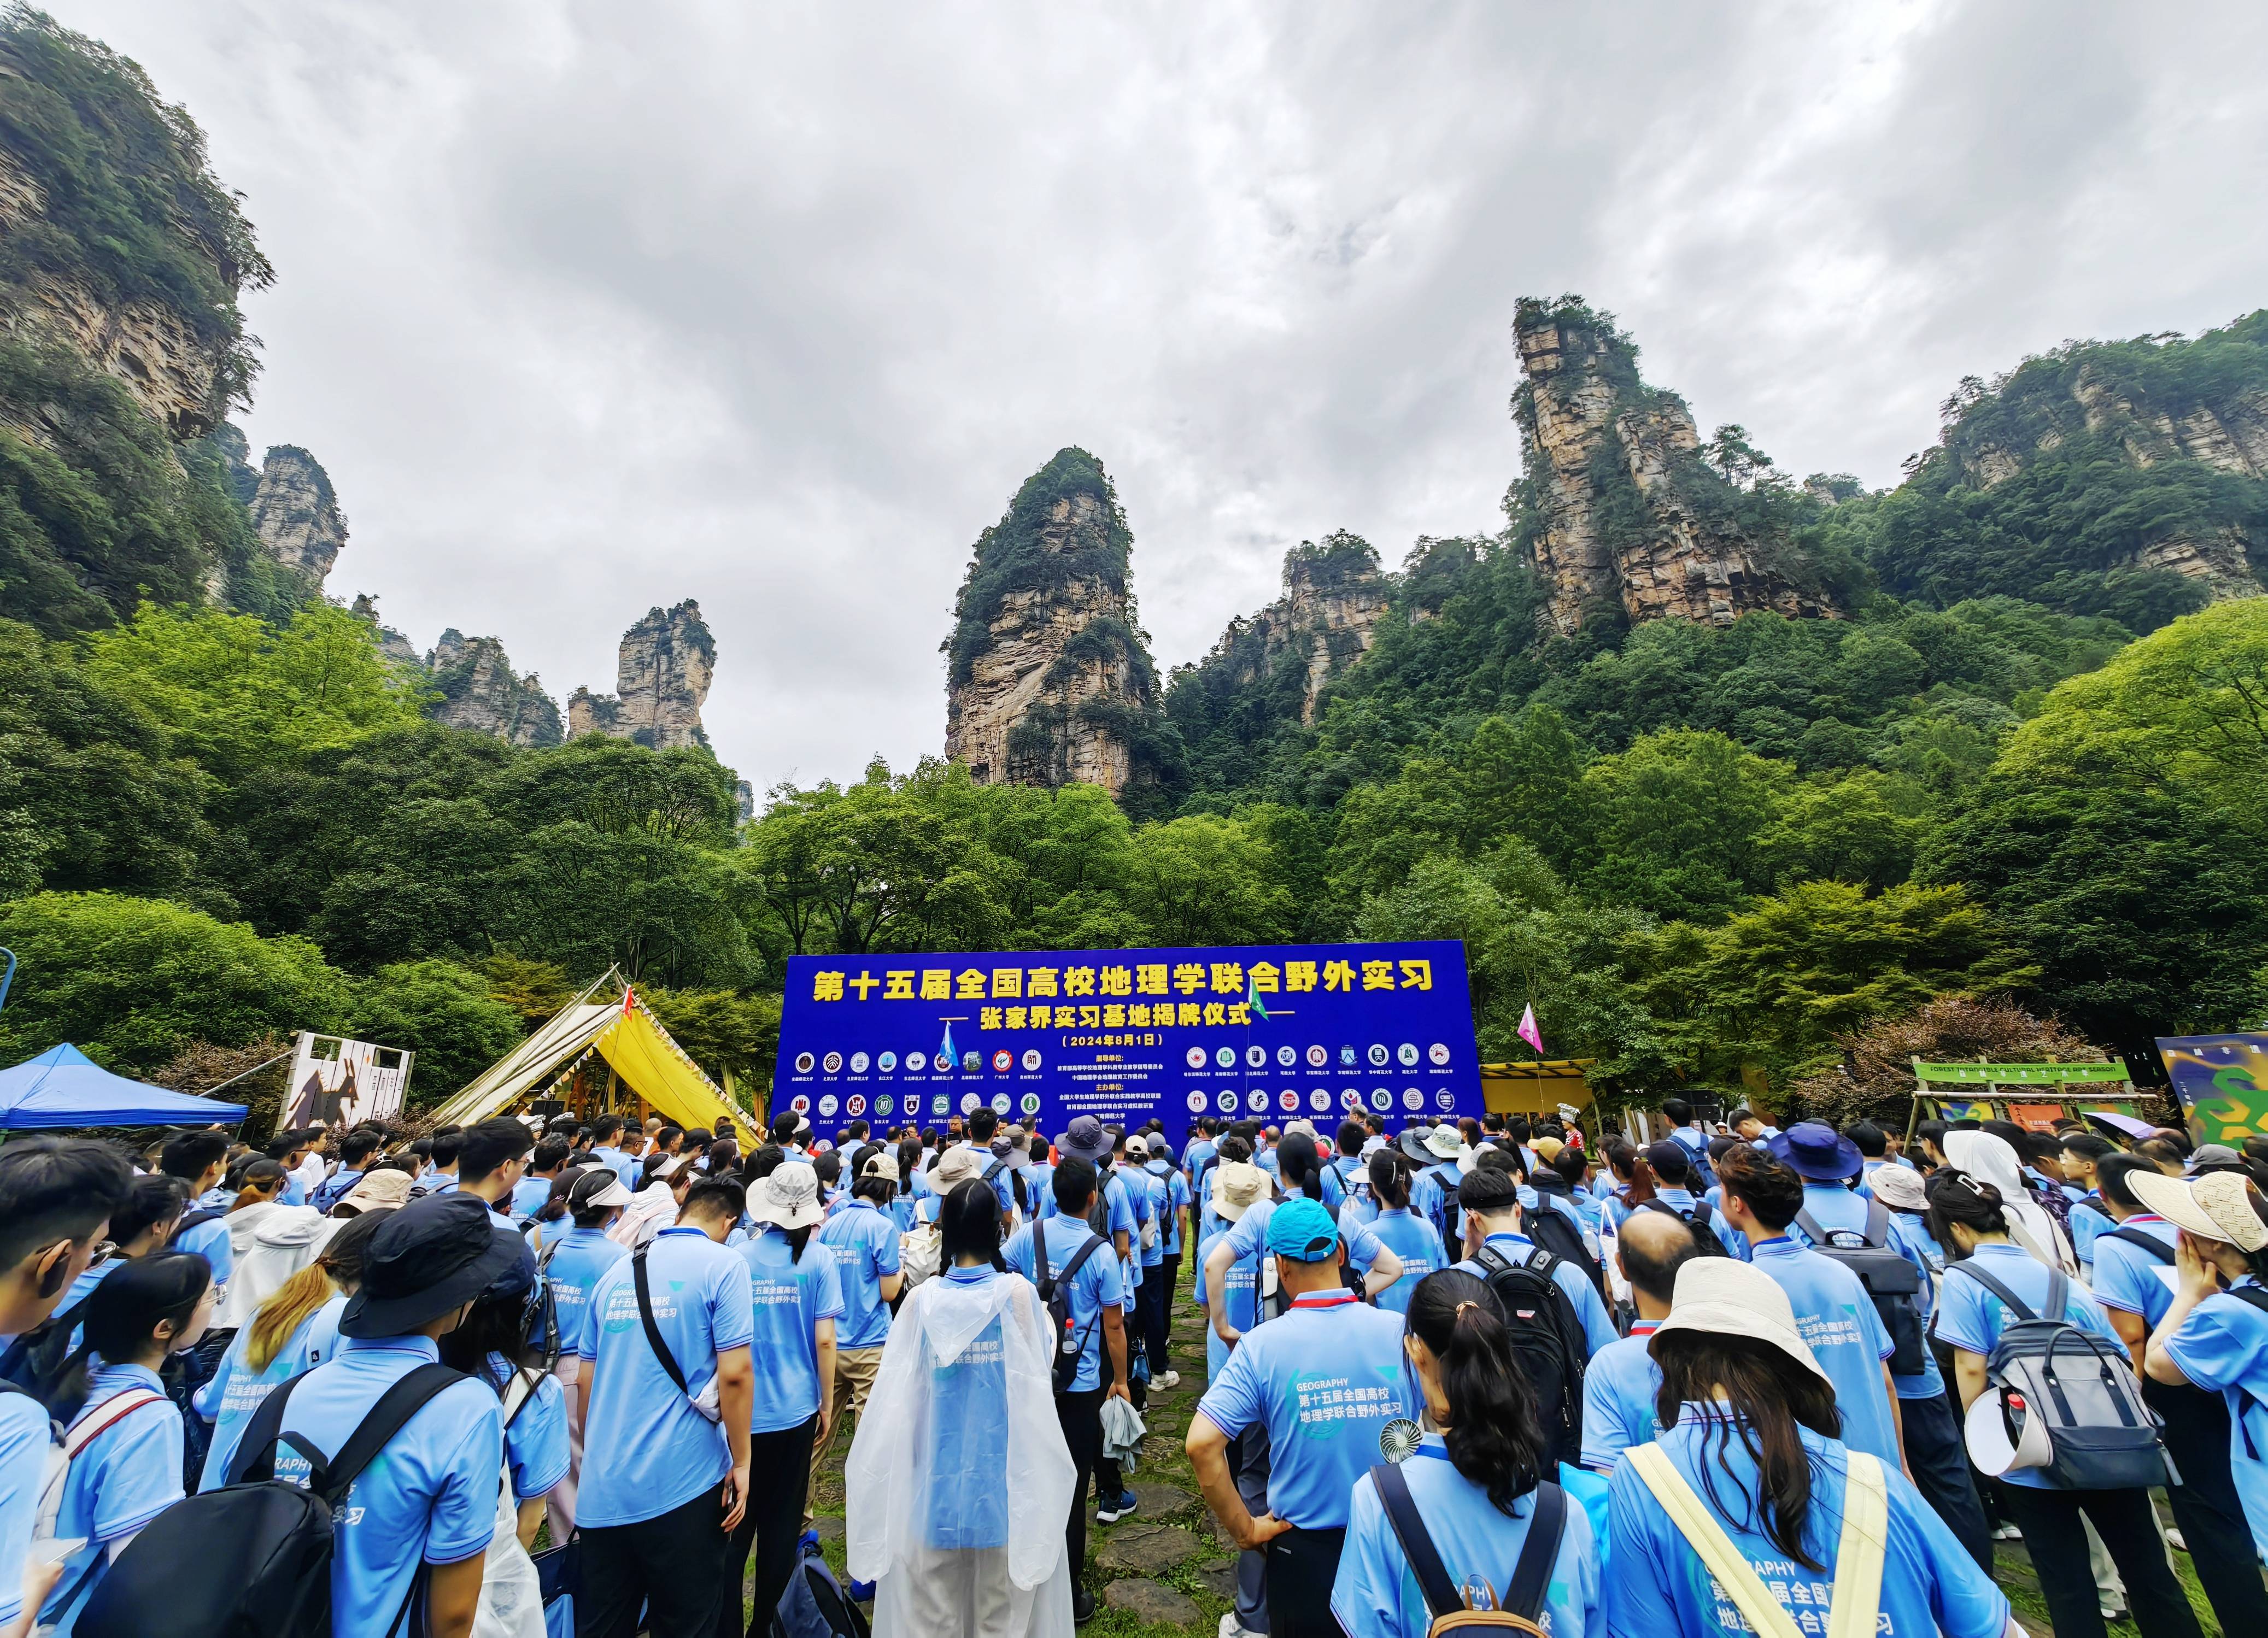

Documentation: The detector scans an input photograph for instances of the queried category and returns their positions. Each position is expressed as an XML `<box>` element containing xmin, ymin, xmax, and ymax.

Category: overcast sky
<box><xmin>66</xmin><ymin>1</ymin><xmax>2268</xmax><ymax>792</ymax></box>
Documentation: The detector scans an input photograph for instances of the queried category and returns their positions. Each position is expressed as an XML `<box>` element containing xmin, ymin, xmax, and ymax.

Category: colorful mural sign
<box><xmin>2158</xmin><ymin>1034</ymin><xmax>2268</xmax><ymax>1147</ymax></box>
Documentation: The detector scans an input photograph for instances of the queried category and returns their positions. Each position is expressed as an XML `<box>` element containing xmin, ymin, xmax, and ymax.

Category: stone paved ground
<box><xmin>784</xmin><ymin>1261</ymin><xmax>2235</xmax><ymax>1638</ymax></box>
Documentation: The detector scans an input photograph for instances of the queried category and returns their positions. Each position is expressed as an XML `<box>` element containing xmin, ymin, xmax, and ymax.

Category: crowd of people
<box><xmin>0</xmin><ymin>1095</ymin><xmax>2264</xmax><ymax>1638</ymax></box>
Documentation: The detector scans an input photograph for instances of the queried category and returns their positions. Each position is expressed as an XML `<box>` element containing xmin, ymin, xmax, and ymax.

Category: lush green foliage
<box><xmin>945</xmin><ymin>446</ymin><xmax>1136</xmax><ymax>689</ymax></box>
<box><xmin>342</xmin><ymin>959</ymin><xmax>525</xmax><ymax>1102</ymax></box>
<box><xmin>0</xmin><ymin>889</ymin><xmax>345</xmax><ymax>1068</ymax></box>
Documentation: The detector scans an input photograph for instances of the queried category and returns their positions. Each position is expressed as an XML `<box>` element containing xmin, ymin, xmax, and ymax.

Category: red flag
<box><xmin>623</xmin><ymin>987</ymin><xmax>636</xmax><ymax>1017</ymax></box>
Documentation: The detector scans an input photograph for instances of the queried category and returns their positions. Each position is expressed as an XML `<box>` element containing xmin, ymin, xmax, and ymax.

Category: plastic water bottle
<box><xmin>1462</xmin><ymin>1575</ymin><xmax>1498</xmax><ymax>1612</ymax></box>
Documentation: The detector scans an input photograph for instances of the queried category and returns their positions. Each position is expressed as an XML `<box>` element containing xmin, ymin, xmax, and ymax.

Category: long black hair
<box><xmin>51</xmin><ymin>1250</ymin><xmax>210</xmax><ymax>1416</ymax></box>
<box><xmin>1652</xmin><ymin>1330</ymin><xmax>1840</xmax><ymax>1570</ymax></box>
<box><xmin>939</xmin><ymin>1179</ymin><xmax>1005</xmax><ymax>1271</ymax></box>
<box><xmin>1277</xmin><ymin>1130</ymin><xmax>1323</xmax><ymax>1200</ymax></box>
<box><xmin>1923</xmin><ymin>1166</ymin><xmax>2009</xmax><ymax>1255</ymax></box>
<box><xmin>1405</xmin><ymin>1270</ymin><xmax>1545</xmax><ymax>1514</ymax></box>
<box><xmin>1367</xmin><ymin>1148</ymin><xmax>1413</xmax><ymax>1210</ymax></box>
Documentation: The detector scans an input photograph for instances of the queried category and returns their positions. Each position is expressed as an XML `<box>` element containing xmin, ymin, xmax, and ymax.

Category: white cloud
<box><xmin>62</xmin><ymin>0</ymin><xmax>2268</xmax><ymax>788</ymax></box>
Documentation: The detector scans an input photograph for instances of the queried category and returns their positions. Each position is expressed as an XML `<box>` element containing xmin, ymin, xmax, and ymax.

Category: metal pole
<box><xmin>0</xmin><ymin>948</ymin><xmax>14</xmax><ymax>1013</ymax></box>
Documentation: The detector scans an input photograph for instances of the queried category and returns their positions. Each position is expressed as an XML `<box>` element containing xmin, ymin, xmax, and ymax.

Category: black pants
<box><xmin>2147</xmin><ymin>1375</ymin><xmax>2268</xmax><ymax>1634</ymax></box>
<box><xmin>1992</xmin><ymin>1483</ymin><xmax>2203</xmax><ymax>1638</ymax></box>
<box><xmin>1095</xmin><ymin>1342</ymin><xmax>1125</xmax><ymax>1498</ymax></box>
<box><xmin>1141</xmin><ymin>1260</ymin><xmax>1175</xmax><ymax>1381</ymax></box>
<box><xmin>1264</xmin><ymin>1526</ymin><xmax>1347</xmax><ymax>1638</ymax></box>
<box><xmin>578</xmin><ymin>1487</ymin><xmax>733</xmax><ymax>1638</ymax></box>
<box><xmin>719</xmin><ymin>1416</ymin><xmax>817</xmax><ymax>1638</ymax></box>
<box><xmin>1898</xmin><ymin>1391</ymin><xmax>1991</xmax><ymax>1572</ymax></box>
<box><xmin>1056</xmin><ymin>1385</ymin><xmax>1104</xmax><ymax>1584</ymax></box>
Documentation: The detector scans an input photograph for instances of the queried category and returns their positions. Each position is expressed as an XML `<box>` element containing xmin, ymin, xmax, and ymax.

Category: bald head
<box><xmin>1617</xmin><ymin>1207</ymin><xmax>1698</xmax><ymax>1311</ymax></box>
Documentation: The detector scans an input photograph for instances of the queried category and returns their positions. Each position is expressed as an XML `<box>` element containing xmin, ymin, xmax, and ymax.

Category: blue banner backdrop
<box><xmin>773</xmin><ymin>940</ymin><xmax>1480</xmax><ymax>1149</ymax></box>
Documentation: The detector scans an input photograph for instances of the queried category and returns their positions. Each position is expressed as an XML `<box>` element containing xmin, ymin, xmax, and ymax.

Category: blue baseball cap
<box><xmin>1266</xmin><ymin>1196</ymin><xmax>1340</xmax><ymax>1261</ymax></box>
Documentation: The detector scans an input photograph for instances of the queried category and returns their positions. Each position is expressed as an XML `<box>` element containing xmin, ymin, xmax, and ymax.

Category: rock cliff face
<box><xmin>348</xmin><ymin>594</ymin><xmax>423</xmax><ymax>671</ymax></box>
<box><xmin>0</xmin><ymin>146</ymin><xmax>234</xmax><ymax>439</ymax></box>
<box><xmin>1512</xmin><ymin>296</ymin><xmax>1832</xmax><ymax>635</ymax></box>
<box><xmin>1948</xmin><ymin>357</ymin><xmax>2268</xmax><ymax>602</ymax></box>
<box><xmin>248</xmin><ymin>445</ymin><xmax>347</xmax><ymax>582</ymax></box>
<box><xmin>426</xmin><ymin>629</ymin><xmax>564</xmax><ymax>748</ymax></box>
<box><xmin>570</xmin><ymin>600</ymin><xmax>715</xmax><ymax>751</ymax></box>
<box><xmin>1195</xmin><ymin>533</ymin><xmax>1388</xmax><ymax>725</ymax></box>
<box><xmin>942</xmin><ymin>448</ymin><xmax>1167</xmax><ymax>796</ymax></box>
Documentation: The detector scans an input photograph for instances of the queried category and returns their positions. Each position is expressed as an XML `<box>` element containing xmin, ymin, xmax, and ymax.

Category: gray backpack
<box><xmin>1945</xmin><ymin>1261</ymin><xmax>2172</xmax><ymax>1490</ymax></box>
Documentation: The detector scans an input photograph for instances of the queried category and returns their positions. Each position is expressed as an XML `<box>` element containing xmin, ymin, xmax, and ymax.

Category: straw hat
<box><xmin>1651</xmin><ymin>1257</ymin><xmax>1829</xmax><ymax>1384</ymax></box>
<box><xmin>1211</xmin><ymin>1161</ymin><xmax>1268</xmax><ymax>1222</ymax></box>
<box><xmin>2128</xmin><ymin>1169</ymin><xmax>2268</xmax><ymax>1252</ymax></box>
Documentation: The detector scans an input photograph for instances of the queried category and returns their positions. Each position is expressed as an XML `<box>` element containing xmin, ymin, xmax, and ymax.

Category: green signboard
<box><xmin>1913</xmin><ymin>1061</ymin><xmax>2130</xmax><ymax>1086</ymax></box>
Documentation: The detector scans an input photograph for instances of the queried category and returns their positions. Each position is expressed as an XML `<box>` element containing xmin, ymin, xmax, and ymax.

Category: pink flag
<box><xmin>1516</xmin><ymin>1002</ymin><xmax>1544</xmax><ymax>1054</ymax></box>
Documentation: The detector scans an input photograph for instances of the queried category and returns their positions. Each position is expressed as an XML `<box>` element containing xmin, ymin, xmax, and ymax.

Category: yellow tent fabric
<box><xmin>424</xmin><ymin>993</ymin><xmax>753</xmax><ymax>1132</ymax></box>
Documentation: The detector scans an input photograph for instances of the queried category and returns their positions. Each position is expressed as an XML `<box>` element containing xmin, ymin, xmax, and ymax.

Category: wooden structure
<box><xmin>1902</xmin><ymin>1056</ymin><xmax>2148</xmax><ymax>1140</ymax></box>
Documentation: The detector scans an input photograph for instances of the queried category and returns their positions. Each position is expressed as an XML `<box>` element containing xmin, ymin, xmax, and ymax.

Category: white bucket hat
<box><xmin>2128</xmin><ymin>1168</ymin><xmax>2268</xmax><ymax>1252</ymax></box>
<box><xmin>931</xmin><ymin>1145</ymin><xmax>984</xmax><ymax>1192</ymax></box>
<box><xmin>1424</xmin><ymin>1125</ymin><xmax>1468</xmax><ymax>1161</ymax></box>
<box><xmin>750</xmin><ymin>1160</ymin><xmax>824</xmax><ymax>1230</ymax></box>
<box><xmin>1651</xmin><ymin>1257</ymin><xmax>1830</xmax><ymax>1384</ymax></box>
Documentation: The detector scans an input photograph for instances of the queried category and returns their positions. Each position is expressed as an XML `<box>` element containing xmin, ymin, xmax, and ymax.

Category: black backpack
<box><xmin>1522</xmin><ymin>1198</ymin><xmax>1606</xmax><ymax>1303</ymax></box>
<box><xmin>1794</xmin><ymin>1201</ymin><xmax>1926</xmax><ymax>1376</ymax></box>
<box><xmin>1425</xmin><ymin>1164</ymin><xmax>1464</xmax><ymax>1262</ymax></box>
<box><xmin>1032</xmin><ymin>1219</ymin><xmax>1108</xmax><ymax>1394</ymax></box>
<box><xmin>76</xmin><ymin>1361</ymin><xmax>468</xmax><ymax>1638</ymax></box>
<box><xmin>0</xmin><ymin>1289</ymin><xmax>94</xmax><ymax>1399</ymax></box>
<box><xmin>1637</xmin><ymin>1197</ymin><xmax>1730</xmax><ymax>1259</ymax></box>
<box><xmin>1470</xmin><ymin>1244</ymin><xmax>1587</xmax><ymax>1469</ymax></box>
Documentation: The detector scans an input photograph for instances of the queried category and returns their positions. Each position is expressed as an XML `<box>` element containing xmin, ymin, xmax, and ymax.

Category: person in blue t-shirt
<box><xmin>198</xmin><ymin>1207</ymin><xmax>388</xmax><ymax>1492</ymax></box>
<box><xmin>2141</xmin><ymin>1169</ymin><xmax>2268</xmax><ymax>1604</ymax></box>
<box><xmin>1189</xmin><ymin>1160</ymin><xmax>1274</xmax><ymax>1638</ymax></box>
<box><xmin>1002</xmin><ymin>1156</ymin><xmax>1128</xmax><ymax>1624</ymax></box>
<box><xmin>508</xmin><ymin>1139</ymin><xmax>569</xmax><ymax>1222</ymax></box>
<box><xmin>1771</xmin><ymin>1122</ymin><xmax>1988</xmax><ymax>1570</ymax></box>
<box><xmin>726</xmin><ymin>1162</ymin><xmax>843</xmax><ymax>1632</ymax></box>
<box><xmin>269</xmin><ymin>1195</ymin><xmax>518</xmax><ymax>1638</ymax></box>
<box><xmin>1579</xmin><ymin>1206</ymin><xmax>1697</xmax><ymax>1475</ymax></box>
<box><xmin>1189</xmin><ymin>1197</ymin><xmax>1417</xmax><ymax>1638</ymax></box>
<box><xmin>36</xmin><ymin>1253</ymin><xmax>214</xmax><ymax>1637</ymax></box>
<box><xmin>2058</xmin><ymin>1133</ymin><xmax>2121</xmax><ymax>1270</ymax></box>
<box><xmin>1332</xmin><ymin>1267</ymin><xmax>1600</xmax><ymax>1638</ymax></box>
<box><xmin>812</xmin><ymin>1149</ymin><xmax>903</xmax><ymax>1539</ymax></box>
<box><xmin>1362</xmin><ymin>1150</ymin><xmax>1443</xmax><ymax>1317</ymax></box>
<box><xmin>533</xmin><ymin>1166</ymin><xmax>631</xmax><ymax>1538</ymax></box>
<box><xmin>1141</xmin><ymin>1137</ymin><xmax>1192</xmax><ymax>1387</ymax></box>
<box><xmin>2084</xmin><ymin>1159</ymin><xmax>2268</xmax><ymax>1635</ymax></box>
<box><xmin>157</xmin><ymin>1130</ymin><xmax>234</xmax><ymax>1287</ymax></box>
<box><xmin>311</xmin><ymin>1128</ymin><xmax>384</xmax><ymax>1216</ymax></box>
<box><xmin>1409</xmin><ymin>1125</ymin><xmax>1470</xmax><ymax>1263</ymax></box>
<box><xmin>1656</xmin><ymin>1096</ymin><xmax>1716</xmax><ymax>1191</ymax></box>
<box><xmin>1927</xmin><ymin>1165</ymin><xmax>2201</xmax><ymax>1638</ymax></box>
<box><xmin>1714</xmin><ymin>1143</ymin><xmax>1903</xmax><ymax>1473</ymax></box>
<box><xmin>1607</xmin><ymin>1257</ymin><xmax>2009</xmax><ymax>1638</ymax></box>
<box><xmin>577</xmin><ymin>1177</ymin><xmax>756</xmax><ymax>1638</ymax></box>
<box><xmin>0</xmin><ymin>1140</ymin><xmax>133</xmax><ymax>1638</ymax></box>
<box><xmin>436</xmin><ymin>1248</ymin><xmax>570</xmax><ymax>1564</ymax></box>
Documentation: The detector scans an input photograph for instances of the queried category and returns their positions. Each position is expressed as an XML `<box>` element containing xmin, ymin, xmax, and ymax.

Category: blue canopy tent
<box><xmin>0</xmin><ymin>1043</ymin><xmax>247</xmax><ymax>1130</ymax></box>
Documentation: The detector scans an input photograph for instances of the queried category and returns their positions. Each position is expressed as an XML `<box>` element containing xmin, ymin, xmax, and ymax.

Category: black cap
<box><xmin>340</xmin><ymin>1193</ymin><xmax>525</xmax><ymax>1338</ymax></box>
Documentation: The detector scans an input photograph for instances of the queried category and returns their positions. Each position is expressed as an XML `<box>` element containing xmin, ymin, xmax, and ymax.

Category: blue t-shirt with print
<box><xmin>197</xmin><ymin>1294</ymin><xmax>347</xmax><ymax>1490</ymax></box>
<box><xmin>1929</xmin><ymin>1240</ymin><xmax>2124</xmax><ymax>1490</ymax></box>
<box><xmin>1455</xmin><ymin>1232</ymin><xmax>1620</xmax><ymax>1357</ymax></box>
<box><xmin>1145</xmin><ymin>1161</ymin><xmax>1192</xmax><ymax>1257</ymax></box>
<box><xmin>1745</xmin><ymin>1236</ymin><xmax>1900</xmax><ymax>1464</ymax></box>
<box><xmin>1786</xmin><ymin>1183</ymin><xmax>1945</xmax><ymax>1401</ymax></box>
<box><xmin>1366</xmin><ymin>1208</ymin><xmax>1444</xmax><ymax>1317</ymax></box>
<box><xmin>817</xmin><ymin>1199</ymin><xmax>902</xmax><ymax>1349</ymax></box>
<box><xmin>920</xmin><ymin>1265</ymin><xmax>1011</xmax><ymax>1550</ymax></box>
<box><xmin>578</xmin><ymin>1226</ymin><xmax>756</xmax><ymax>1526</ymax></box>
<box><xmin>1581</xmin><ymin>1323</ymin><xmax>1664</xmax><ymax>1475</ymax></box>
<box><xmin>508</xmin><ymin>1176</ymin><xmax>553</xmax><ymax>1220</ymax></box>
<box><xmin>1002</xmin><ymin>1216</ymin><xmax>1124</xmax><ymax>1392</ymax></box>
<box><xmin>1191</xmin><ymin>1226</ymin><xmax>1260</xmax><ymax>1381</ymax></box>
<box><xmin>1194</xmin><ymin>1290</ymin><xmax>1417</xmax><ymax>1530</ymax></box>
<box><xmin>1334</xmin><ymin>1435</ymin><xmax>1600</xmax><ymax>1638</ymax></box>
<box><xmin>482</xmin><ymin>1354</ymin><xmax>570</xmax><ymax>1501</ymax></box>
<box><xmin>39</xmin><ymin>1364</ymin><xmax>183</xmax><ymax>1637</ymax></box>
<box><xmin>2161</xmin><ymin>1274</ymin><xmax>2268</xmax><ymax>1557</ymax></box>
<box><xmin>740</xmin><ymin>1227</ymin><xmax>845</xmax><ymax>1433</ymax></box>
<box><xmin>1607</xmin><ymin>1408</ymin><xmax>2008</xmax><ymax>1638</ymax></box>
<box><xmin>0</xmin><ymin>1388</ymin><xmax>47</xmax><ymax>1629</ymax></box>
<box><xmin>540</xmin><ymin>1226</ymin><xmax>628</xmax><ymax>1359</ymax></box>
<box><xmin>273</xmin><ymin>1337</ymin><xmax>502</xmax><ymax>1638</ymax></box>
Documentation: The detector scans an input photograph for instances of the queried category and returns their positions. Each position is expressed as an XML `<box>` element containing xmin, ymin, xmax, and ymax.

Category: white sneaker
<box><xmin>1160</xmin><ymin>1371</ymin><xmax>1181</xmax><ymax>1389</ymax></box>
<box><xmin>2165</xmin><ymin>1527</ymin><xmax>2188</xmax><ymax>1552</ymax></box>
<box><xmin>1991</xmin><ymin>1523</ymin><xmax>2022</xmax><ymax>1541</ymax></box>
<box><xmin>1218</xmin><ymin>1615</ymin><xmax>1262</xmax><ymax>1638</ymax></box>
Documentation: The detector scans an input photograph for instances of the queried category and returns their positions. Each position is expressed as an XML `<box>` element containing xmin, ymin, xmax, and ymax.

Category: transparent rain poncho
<box><xmin>846</xmin><ymin>1266</ymin><xmax>1076</xmax><ymax>1637</ymax></box>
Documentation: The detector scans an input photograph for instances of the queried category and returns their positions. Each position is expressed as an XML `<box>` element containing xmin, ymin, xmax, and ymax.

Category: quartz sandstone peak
<box><xmin>1194</xmin><ymin>533</ymin><xmax>1388</xmax><ymax>726</ymax></box>
<box><xmin>1513</xmin><ymin>296</ymin><xmax>1832</xmax><ymax>635</ymax></box>
<box><xmin>943</xmin><ymin>448</ymin><xmax>1166</xmax><ymax>796</ymax></box>
<box><xmin>425</xmin><ymin>628</ymin><xmax>564</xmax><ymax>749</ymax></box>
<box><xmin>570</xmin><ymin>599</ymin><xmax>716</xmax><ymax>751</ymax></box>
<box><xmin>248</xmin><ymin>445</ymin><xmax>347</xmax><ymax>583</ymax></box>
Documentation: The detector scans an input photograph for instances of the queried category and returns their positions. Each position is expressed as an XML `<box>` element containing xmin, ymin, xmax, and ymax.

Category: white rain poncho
<box><xmin>1944</xmin><ymin>1130</ymin><xmax>2078</xmax><ymax>1275</ymax></box>
<box><xmin>846</xmin><ymin>1267</ymin><xmax>1075</xmax><ymax>1638</ymax></box>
